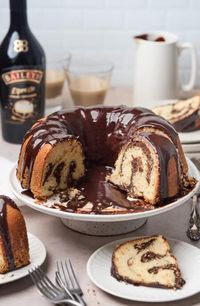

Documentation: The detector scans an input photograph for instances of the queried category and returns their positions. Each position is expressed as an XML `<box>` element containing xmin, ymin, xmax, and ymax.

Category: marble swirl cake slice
<box><xmin>0</xmin><ymin>195</ymin><xmax>30</xmax><ymax>273</ymax></box>
<box><xmin>152</xmin><ymin>96</ymin><xmax>200</xmax><ymax>132</ymax></box>
<box><xmin>107</xmin><ymin>132</ymin><xmax>181</xmax><ymax>205</ymax></box>
<box><xmin>111</xmin><ymin>235</ymin><xmax>185</xmax><ymax>289</ymax></box>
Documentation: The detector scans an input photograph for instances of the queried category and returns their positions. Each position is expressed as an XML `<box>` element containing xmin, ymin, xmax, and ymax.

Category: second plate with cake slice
<box><xmin>87</xmin><ymin>236</ymin><xmax>200</xmax><ymax>302</ymax></box>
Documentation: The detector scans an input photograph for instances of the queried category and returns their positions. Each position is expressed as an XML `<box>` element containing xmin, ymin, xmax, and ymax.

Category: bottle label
<box><xmin>1</xmin><ymin>67</ymin><xmax>44</xmax><ymax>124</ymax></box>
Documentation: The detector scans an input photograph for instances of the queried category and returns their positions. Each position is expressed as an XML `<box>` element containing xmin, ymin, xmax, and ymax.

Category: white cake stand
<box><xmin>9</xmin><ymin>158</ymin><xmax>200</xmax><ymax>236</ymax></box>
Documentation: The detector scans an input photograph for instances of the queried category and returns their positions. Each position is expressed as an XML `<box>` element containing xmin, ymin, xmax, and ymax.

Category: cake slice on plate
<box><xmin>0</xmin><ymin>195</ymin><xmax>30</xmax><ymax>273</ymax></box>
<box><xmin>111</xmin><ymin>235</ymin><xmax>185</xmax><ymax>289</ymax></box>
<box><xmin>152</xmin><ymin>96</ymin><xmax>200</xmax><ymax>132</ymax></box>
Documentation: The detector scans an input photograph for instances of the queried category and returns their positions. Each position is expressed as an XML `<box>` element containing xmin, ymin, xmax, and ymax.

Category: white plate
<box><xmin>179</xmin><ymin>130</ymin><xmax>200</xmax><ymax>145</ymax></box>
<box><xmin>87</xmin><ymin>237</ymin><xmax>200</xmax><ymax>303</ymax></box>
<box><xmin>0</xmin><ymin>233</ymin><xmax>46</xmax><ymax>284</ymax></box>
<box><xmin>149</xmin><ymin>99</ymin><xmax>200</xmax><ymax>145</ymax></box>
<box><xmin>9</xmin><ymin>158</ymin><xmax>200</xmax><ymax>222</ymax></box>
<box><xmin>182</xmin><ymin>143</ymin><xmax>200</xmax><ymax>153</ymax></box>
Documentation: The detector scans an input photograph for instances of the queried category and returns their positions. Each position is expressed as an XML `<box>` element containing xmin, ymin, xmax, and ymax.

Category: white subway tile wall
<box><xmin>0</xmin><ymin>0</ymin><xmax>200</xmax><ymax>86</ymax></box>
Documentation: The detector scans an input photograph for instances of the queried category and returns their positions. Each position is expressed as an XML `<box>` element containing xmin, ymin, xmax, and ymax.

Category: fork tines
<box><xmin>29</xmin><ymin>266</ymin><xmax>62</xmax><ymax>298</ymax></box>
<box><xmin>56</xmin><ymin>259</ymin><xmax>82</xmax><ymax>294</ymax></box>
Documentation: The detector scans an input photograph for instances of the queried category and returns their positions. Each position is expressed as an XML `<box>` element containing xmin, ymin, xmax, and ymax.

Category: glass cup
<box><xmin>65</xmin><ymin>57</ymin><xmax>113</xmax><ymax>107</ymax></box>
<box><xmin>45</xmin><ymin>53</ymin><xmax>71</xmax><ymax>114</ymax></box>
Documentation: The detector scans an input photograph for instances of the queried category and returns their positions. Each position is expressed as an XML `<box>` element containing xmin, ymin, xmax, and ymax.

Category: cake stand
<box><xmin>9</xmin><ymin>158</ymin><xmax>200</xmax><ymax>236</ymax></box>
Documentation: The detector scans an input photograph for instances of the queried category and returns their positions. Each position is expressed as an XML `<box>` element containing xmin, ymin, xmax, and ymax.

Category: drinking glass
<box><xmin>45</xmin><ymin>53</ymin><xmax>71</xmax><ymax>114</ymax></box>
<box><xmin>65</xmin><ymin>57</ymin><xmax>113</xmax><ymax>107</ymax></box>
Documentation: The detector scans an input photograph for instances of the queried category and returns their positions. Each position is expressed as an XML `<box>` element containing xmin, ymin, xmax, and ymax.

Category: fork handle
<box><xmin>73</xmin><ymin>293</ymin><xmax>87</xmax><ymax>306</ymax></box>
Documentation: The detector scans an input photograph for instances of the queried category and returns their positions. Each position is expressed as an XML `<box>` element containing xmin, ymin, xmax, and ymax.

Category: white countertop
<box><xmin>0</xmin><ymin>88</ymin><xmax>200</xmax><ymax>306</ymax></box>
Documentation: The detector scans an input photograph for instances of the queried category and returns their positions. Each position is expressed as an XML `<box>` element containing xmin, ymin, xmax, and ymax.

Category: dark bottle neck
<box><xmin>9</xmin><ymin>0</ymin><xmax>29</xmax><ymax>29</ymax></box>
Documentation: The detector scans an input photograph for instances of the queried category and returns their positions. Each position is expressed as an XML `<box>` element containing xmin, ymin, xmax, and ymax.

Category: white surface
<box><xmin>0</xmin><ymin>157</ymin><xmax>15</xmax><ymax>198</ymax></box>
<box><xmin>87</xmin><ymin>237</ymin><xmax>200</xmax><ymax>303</ymax></box>
<box><xmin>1</xmin><ymin>1</ymin><xmax>200</xmax><ymax>87</ymax></box>
<box><xmin>0</xmin><ymin>233</ymin><xmax>46</xmax><ymax>285</ymax></box>
<box><xmin>179</xmin><ymin>130</ymin><xmax>200</xmax><ymax>145</ymax></box>
<box><xmin>9</xmin><ymin>158</ymin><xmax>200</xmax><ymax>222</ymax></box>
<box><xmin>183</xmin><ymin>142</ymin><xmax>200</xmax><ymax>153</ymax></box>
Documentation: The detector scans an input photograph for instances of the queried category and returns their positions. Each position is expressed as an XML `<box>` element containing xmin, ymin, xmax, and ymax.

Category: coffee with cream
<box><xmin>46</xmin><ymin>69</ymin><xmax>65</xmax><ymax>99</ymax></box>
<box><xmin>68</xmin><ymin>76</ymin><xmax>108</xmax><ymax>106</ymax></box>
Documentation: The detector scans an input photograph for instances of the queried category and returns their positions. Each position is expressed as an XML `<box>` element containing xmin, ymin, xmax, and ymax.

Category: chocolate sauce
<box><xmin>155</xmin><ymin>36</ymin><xmax>165</xmax><ymax>42</ymax></box>
<box><xmin>135</xmin><ymin>34</ymin><xmax>165</xmax><ymax>42</ymax></box>
<box><xmin>21</xmin><ymin>189</ymin><xmax>34</xmax><ymax>198</ymax></box>
<box><xmin>173</xmin><ymin>109</ymin><xmax>200</xmax><ymax>132</ymax></box>
<box><xmin>18</xmin><ymin>105</ymin><xmax>183</xmax><ymax>206</ymax></box>
<box><xmin>139</xmin><ymin>132</ymin><xmax>180</xmax><ymax>199</ymax></box>
<box><xmin>0</xmin><ymin>196</ymin><xmax>17</xmax><ymax>271</ymax></box>
<box><xmin>54</xmin><ymin>166</ymin><xmax>155</xmax><ymax>214</ymax></box>
<box><xmin>21</xmin><ymin>162</ymin><xmax>195</xmax><ymax>215</ymax></box>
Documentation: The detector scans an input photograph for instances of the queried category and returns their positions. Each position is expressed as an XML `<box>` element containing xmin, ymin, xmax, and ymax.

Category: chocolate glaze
<box><xmin>173</xmin><ymin>109</ymin><xmax>200</xmax><ymax>132</ymax></box>
<box><xmin>21</xmin><ymin>190</ymin><xmax>34</xmax><ymax>198</ymax></box>
<box><xmin>153</xmin><ymin>101</ymin><xmax>200</xmax><ymax>133</ymax></box>
<box><xmin>21</xmin><ymin>106</ymin><xmax>178</xmax><ymax>167</ymax></box>
<box><xmin>21</xmin><ymin>165</ymin><xmax>195</xmax><ymax>215</ymax></box>
<box><xmin>55</xmin><ymin>166</ymin><xmax>155</xmax><ymax>214</ymax></box>
<box><xmin>137</xmin><ymin>132</ymin><xmax>180</xmax><ymax>199</ymax></box>
<box><xmin>0</xmin><ymin>196</ymin><xmax>18</xmax><ymax>271</ymax></box>
<box><xmin>19</xmin><ymin>105</ymin><xmax>180</xmax><ymax>203</ymax></box>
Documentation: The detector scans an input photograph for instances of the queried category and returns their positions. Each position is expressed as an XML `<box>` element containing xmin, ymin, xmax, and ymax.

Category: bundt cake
<box><xmin>111</xmin><ymin>235</ymin><xmax>185</xmax><ymax>289</ymax></box>
<box><xmin>152</xmin><ymin>96</ymin><xmax>200</xmax><ymax>132</ymax></box>
<box><xmin>17</xmin><ymin>106</ymin><xmax>189</xmax><ymax>206</ymax></box>
<box><xmin>0</xmin><ymin>196</ymin><xmax>30</xmax><ymax>273</ymax></box>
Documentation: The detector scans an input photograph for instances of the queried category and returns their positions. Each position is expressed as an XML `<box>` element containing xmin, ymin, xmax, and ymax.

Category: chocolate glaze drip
<box><xmin>54</xmin><ymin>166</ymin><xmax>155</xmax><ymax>214</ymax></box>
<box><xmin>23</xmin><ymin>162</ymin><xmax>195</xmax><ymax>214</ymax></box>
<box><xmin>19</xmin><ymin>105</ymin><xmax>179</xmax><ymax>202</ymax></box>
<box><xmin>0</xmin><ymin>196</ymin><xmax>18</xmax><ymax>271</ymax></box>
<box><xmin>173</xmin><ymin>108</ymin><xmax>200</xmax><ymax>132</ymax></box>
<box><xmin>137</xmin><ymin>132</ymin><xmax>180</xmax><ymax>199</ymax></box>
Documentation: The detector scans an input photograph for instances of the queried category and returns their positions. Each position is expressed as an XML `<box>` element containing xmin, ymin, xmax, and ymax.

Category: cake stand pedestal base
<box><xmin>61</xmin><ymin>218</ymin><xmax>147</xmax><ymax>236</ymax></box>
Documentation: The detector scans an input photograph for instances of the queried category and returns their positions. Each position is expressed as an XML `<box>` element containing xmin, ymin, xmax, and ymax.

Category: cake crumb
<box><xmin>68</xmin><ymin>188</ymin><xmax>80</xmax><ymax>200</ymax></box>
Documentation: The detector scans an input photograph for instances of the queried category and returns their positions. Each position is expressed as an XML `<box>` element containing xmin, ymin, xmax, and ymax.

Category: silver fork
<box><xmin>56</xmin><ymin>260</ymin><xmax>87</xmax><ymax>306</ymax></box>
<box><xmin>29</xmin><ymin>266</ymin><xmax>82</xmax><ymax>306</ymax></box>
<box><xmin>187</xmin><ymin>194</ymin><xmax>200</xmax><ymax>241</ymax></box>
<box><xmin>187</xmin><ymin>158</ymin><xmax>200</xmax><ymax>241</ymax></box>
